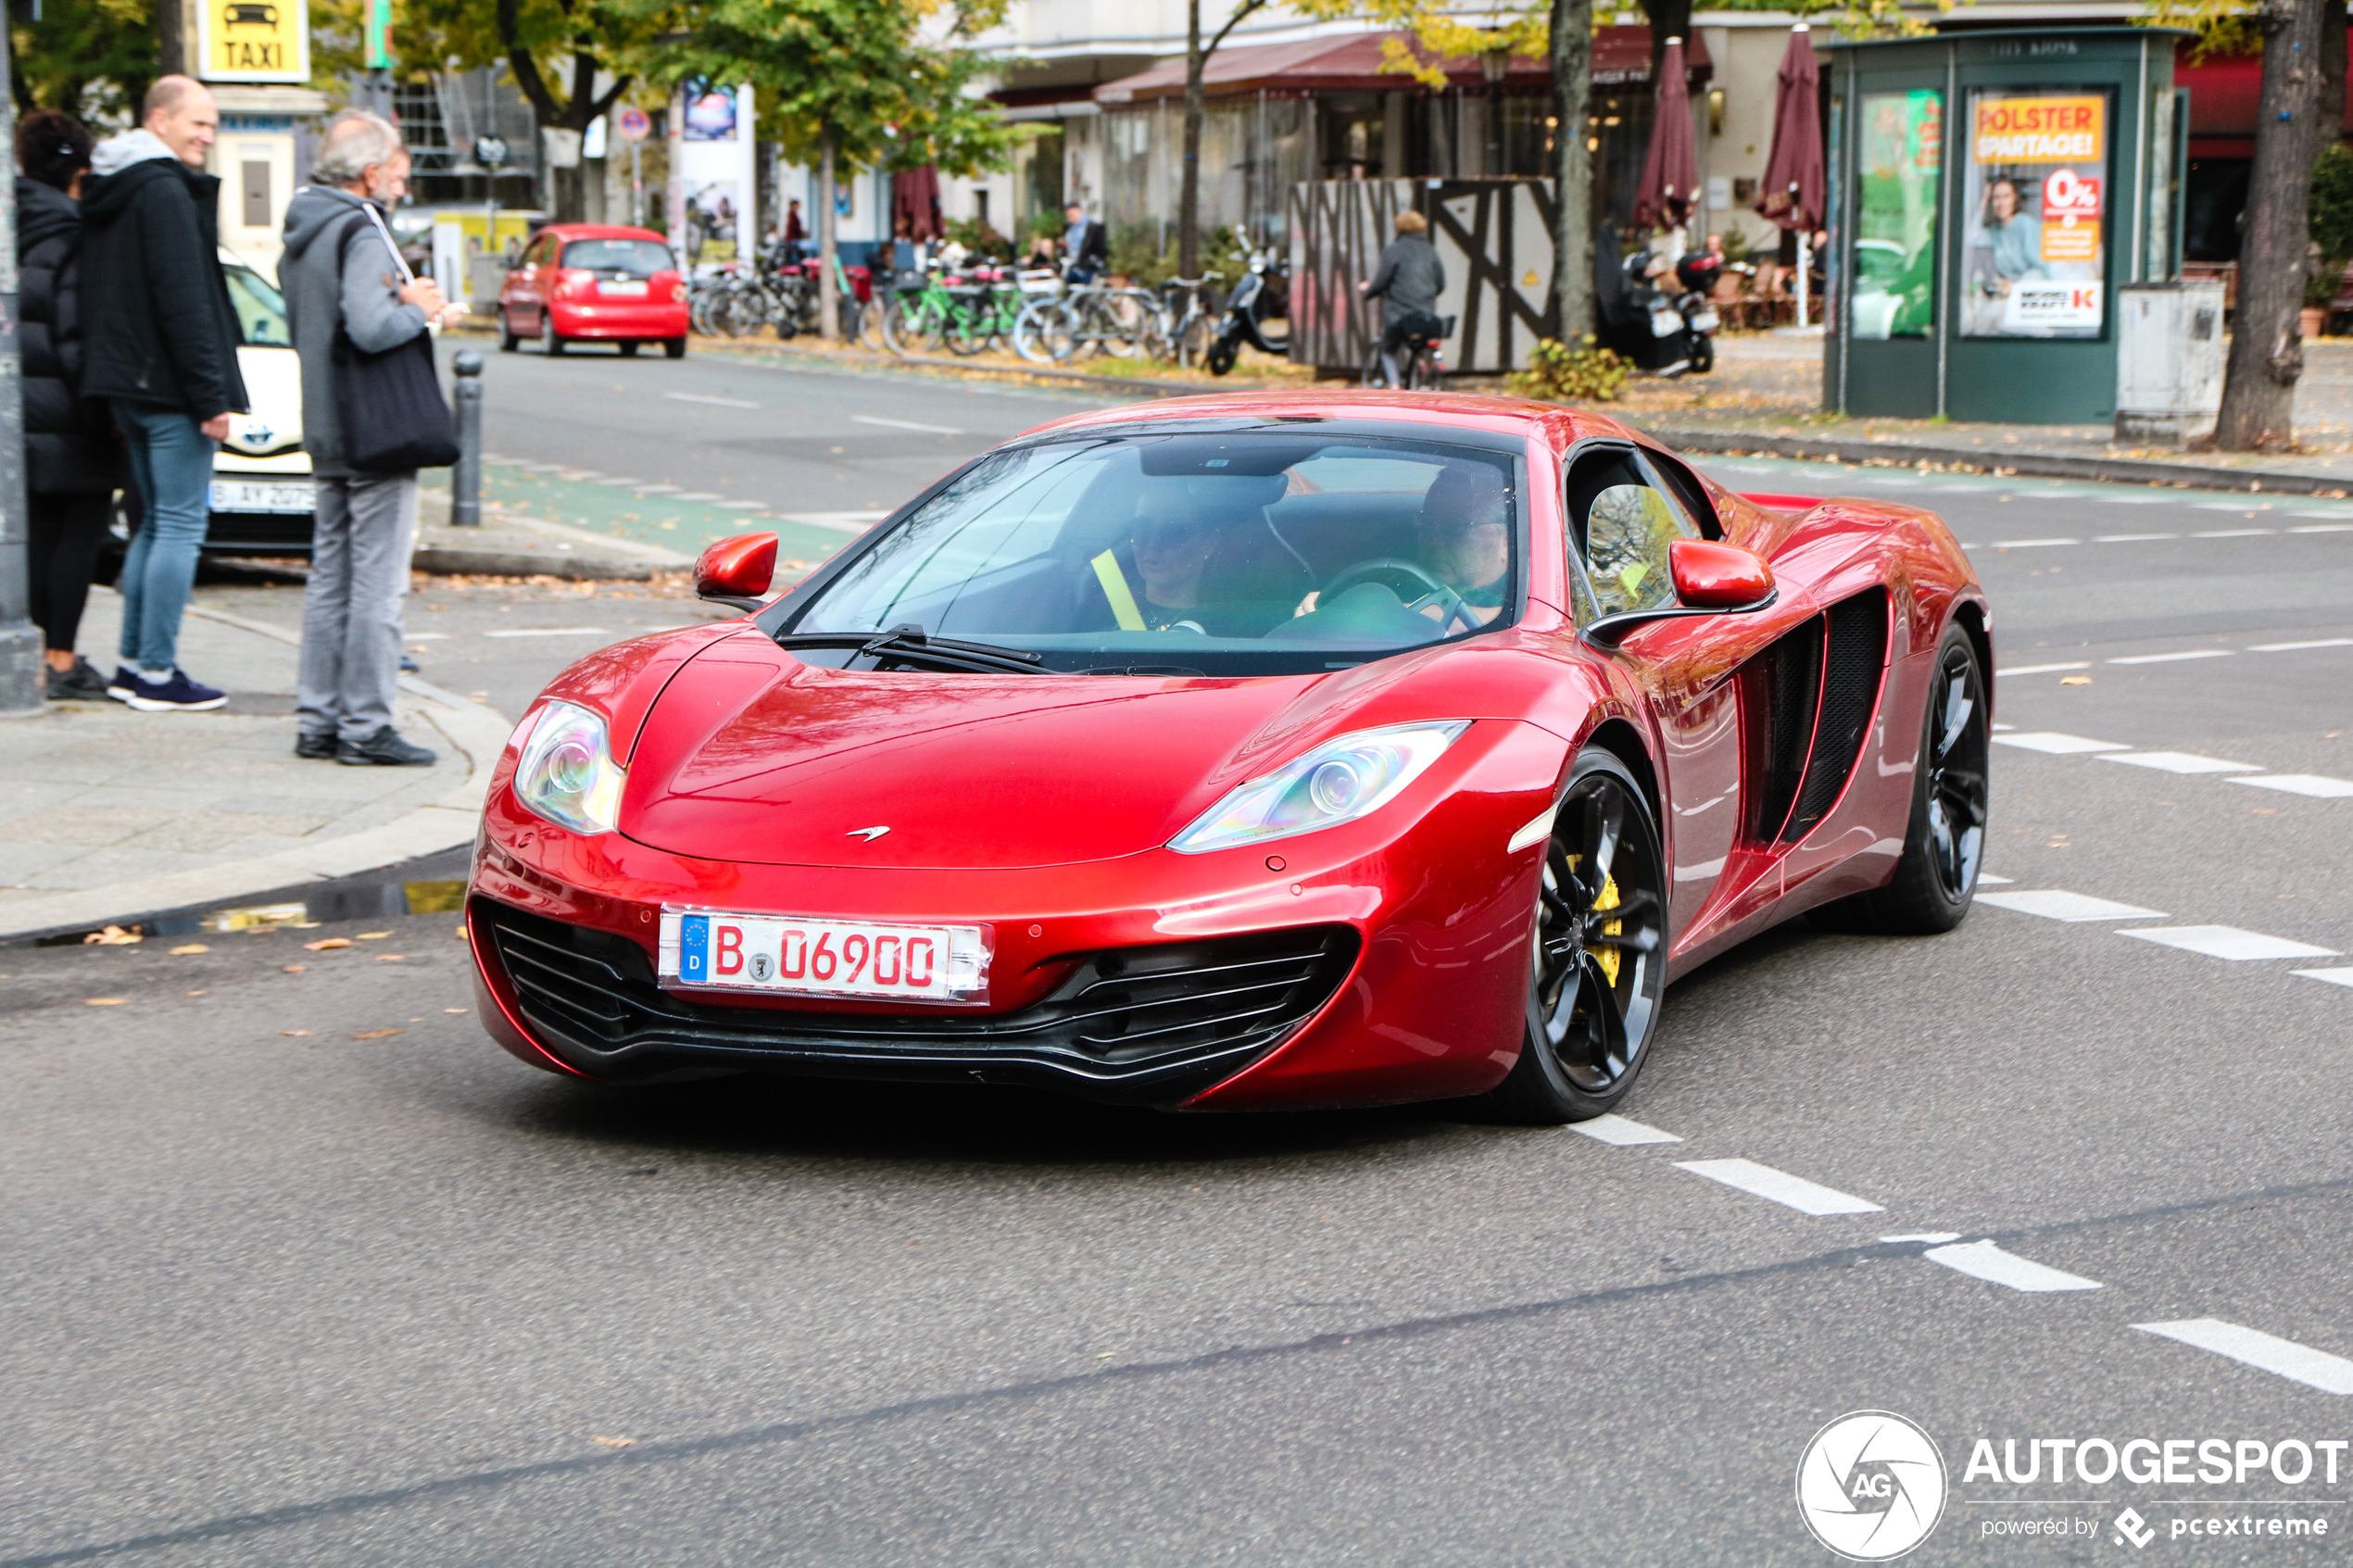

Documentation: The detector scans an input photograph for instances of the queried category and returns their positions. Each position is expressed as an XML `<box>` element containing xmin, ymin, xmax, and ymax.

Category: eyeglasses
<box><xmin>1135</xmin><ymin>519</ymin><xmax>1213</xmax><ymax>548</ymax></box>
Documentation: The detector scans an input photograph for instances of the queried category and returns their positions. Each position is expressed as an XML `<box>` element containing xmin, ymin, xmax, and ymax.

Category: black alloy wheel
<box><xmin>1809</xmin><ymin>621</ymin><xmax>1988</xmax><ymax>935</ymax></box>
<box><xmin>1488</xmin><ymin>748</ymin><xmax>1667</xmax><ymax>1123</ymax></box>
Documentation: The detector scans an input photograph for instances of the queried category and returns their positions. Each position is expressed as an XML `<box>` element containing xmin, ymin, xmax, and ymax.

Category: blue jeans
<box><xmin>111</xmin><ymin>402</ymin><xmax>217</xmax><ymax>672</ymax></box>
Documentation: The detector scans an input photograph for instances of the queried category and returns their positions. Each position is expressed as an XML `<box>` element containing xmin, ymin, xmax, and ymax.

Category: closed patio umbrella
<box><xmin>1755</xmin><ymin>24</ymin><xmax>1827</xmax><ymax>326</ymax></box>
<box><xmin>1633</xmin><ymin>36</ymin><xmax>1699</xmax><ymax>234</ymax></box>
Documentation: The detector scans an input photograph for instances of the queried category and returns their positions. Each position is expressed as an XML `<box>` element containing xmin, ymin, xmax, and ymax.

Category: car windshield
<box><xmin>782</xmin><ymin>430</ymin><xmax>1523</xmax><ymax>675</ymax></box>
<box><xmin>222</xmin><ymin>263</ymin><xmax>290</xmax><ymax>346</ymax></box>
<box><xmin>561</xmin><ymin>238</ymin><xmax>673</xmax><ymax>275</ymax></box>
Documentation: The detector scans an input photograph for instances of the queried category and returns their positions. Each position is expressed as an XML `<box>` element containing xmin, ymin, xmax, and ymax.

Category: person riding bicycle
<box><xmin>1359</xmin><ymin>208</ymin><xmax>1446</xmax><ymax>389</ymax></box>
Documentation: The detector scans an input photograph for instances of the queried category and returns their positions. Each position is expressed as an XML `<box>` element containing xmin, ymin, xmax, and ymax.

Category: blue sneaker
<box><xmin>119</xmin><ymin>668</ymin><xmax>228</xmax><ymax>712</ymax></box>
<box><xmin>106</xmin><ymin>664</ymin><xmax>140</xmax><ymax>702</ymax></box>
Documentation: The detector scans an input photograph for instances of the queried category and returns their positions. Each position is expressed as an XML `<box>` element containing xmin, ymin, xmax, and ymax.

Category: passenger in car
<box><xmin>1416</xmin><ymin>464</ymin><xmax>1512</xmax><ymax>625</ymax></box>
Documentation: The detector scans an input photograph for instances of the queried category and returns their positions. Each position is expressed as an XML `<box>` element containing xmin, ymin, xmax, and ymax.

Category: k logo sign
<box><xmin>1796</xmin><ymin>1411</ymin><xmax>1948</xmax><ymax>1561</ymax></box>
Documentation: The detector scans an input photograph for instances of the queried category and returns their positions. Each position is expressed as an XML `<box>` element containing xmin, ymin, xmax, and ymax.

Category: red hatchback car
<box><xmin>497</xmin><ymin>223</ymin><xmax>688</xmax><ymax>358</ymax></box>
<box><xmin>467</xmin><ymin>392</ymin><xmax>1992</xmax><ymax>1122</ymax></box>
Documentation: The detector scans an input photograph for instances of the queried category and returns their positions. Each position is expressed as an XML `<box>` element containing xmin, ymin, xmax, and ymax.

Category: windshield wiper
<box><xmin>774</xmin><ymin>624</ymin><xmax>1048</xmax><ymax>676</ymax></box>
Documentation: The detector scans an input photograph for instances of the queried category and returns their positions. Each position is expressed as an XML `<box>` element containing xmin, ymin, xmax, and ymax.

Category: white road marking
<box><xmin>711</xmin><ymin>499</ymin><xmax>768</xmax><ymax>509</ymax></box>
<box><xmin>2248</xmin><ymin>637</ymin><xmax>2353</xmax><ymax>651</ymax></box>
<box><xmin>1923</xmin><ymin>1239</ymin><xmax>2102</xmax><ymax>1292</ymax></box>
<box><xmin>672</xmin><ymin>491</ymin><xmax>724</xmax><ymax>501</ymax></box>
<box><xmin>2193</xmin><ymin>501</ymin><xmax>2271</xmax><ymax>511</ymax></box>
<box><xmin>2120</xmin><ymin>925</ymin><xmax>2340</xmax><ymax>961</ymax></box>
<box><xmin>481</xmin><ymin>627</ymin><xmax>611</xmax><ymax>639</ymax></box>
<box><xmin>593</xmin><ymin>477</ymin><xmax>645</xmax><ymax>486</ymax></box>
<box><xmin>1674</xmin><ymin>1159</ymin><xmax>1883</xmax><ymax>1216</ymax></box>
<box><xmin>2293</xmin><ymin>967</ymin><xmax>2353</xmax><ymax>989</ymax></box>
<box><xmin>2133</xmin><ymin>1319</ymin><xmax>2353</xmax><ymax>1395</ymax></box>
<box><xmin>1991</xmin><ymin>732</ymin><xmax>2129</xmax><ymax>753</ymax></box>
<box><xmin>1978</xmin><ymin>873</ymin><xmax>2015</xmax><ymax>884</ymax></box>
<box><xmin>2290</xmin><ymin>522</ymin><xmax>2353</xmax><ymax>533</ymax></box>
<box><xmin>2193</xmin><ymin>528</ymin><xmax>2276</xmax><ymax>538</ymax></box>
<box><xmin>1569</xmin><ymin>1114</ymin><xmax>1684</xmax><ymax>1146</ymax></box>
<box><xmin>2094</xmin><ymin>533</ymin><xmax>2178</xmax><ymax>543</ymax></box>
<box><xmin>1990</xmin><ymin>537</ymin><xmax>2079</xmax><ymax>548</ymax></box>
<box><xmin>665</xmin><ymin>392</ymin><xmax>761</xmax><ymax>408</ymax></box>
<box><xmin>403</xmin><ymin>632</ymin><xmax>453</xmax><ymax>641</ymax></box>
<box><xmin>851</xmin><ymin>414</ymin><xmax>964</xmax><ymax>433</ymax></box>
<box><xmin>2096</xmin><ymin>751</ymin><xmax>2261</xmax><ymax>774</ymax></box>
<box><xmin>1994</xmin><ymin>663</ymin><xmax>2093</xmax><ymax>678</ymax></box>
<box><xmin>2288</xmin><ymin>510</ymin><xmax>2353</xmax><ymax>519</ymax></box>
<box><xmin>1978</xmin><ymin>890</ymin><xmax>2168</xmax><ymax>922</ymax></box>
<box><xmin>2108</xmin><ymin>649</ymin><xmax>2233</xmax><ymax>664</ymax></box>
<box><xmin>634</xmin><ymin>484</ymin><xmax>682</xmax><ymax>495</ymax></box>
<box><xmin>2226</xmin><ymin>774</ymin><xmax>2353</xmax><ymax>798</ymax></box>
<box><xmin>1881</xmin><ymin>1232</ymin><xmax>1965</xmax><ymax>1244</ymax></box>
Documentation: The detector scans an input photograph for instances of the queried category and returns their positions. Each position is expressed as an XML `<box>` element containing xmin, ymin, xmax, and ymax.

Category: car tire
<box><xmin>540</xmin><ymin>313</ymin><xmax>565</xmax><ymax>356</ymax></box>
<box><xmin>663</xmin><ymin>336</ymin><xmax>686</xmax><ymax>359</ymax></box>
<box><xmin>498</xmin><ymin>313</ymin><xmax>520</xmax><ymax>353</ymax></box>
<box><xmin>1808</xmin><ymin>621</ymin><xmax>1988</xmax><ymax>936</ymax></box>
<box><xmin>620</xmin><ymin>340</ymin><xmax>639</xmax><ymax>358</ymax></box>
<box><xmin>1484</xmin><ymin>746</ymin><xmax>1669</xmax><ymax>1125</ymax></box>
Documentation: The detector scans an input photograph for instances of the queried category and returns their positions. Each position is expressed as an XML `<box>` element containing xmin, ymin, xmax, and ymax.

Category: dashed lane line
<box><xmin>1568</xmin><ymin>1114</ymin><xmax>1683</xmax><ymax>1146</ymax></box>
<box><xmin>2294</xmin><ymin>967</ymin><xmax>2353</xmax><ymax>989</ymax></box>
<box><xmin>2119</xmin><ymin>926</ymin><xmax>2341</xmax><ymax>962</ymax></box>
<box><xmin>1674</xmin><ymin>1159</ymin><xmax>1884</xmax><ymax>1216</ymax></box>
<box><xmin>1881</xmin><ymin>1232</ymin><xmax>1965</xmax><ymax>1245</ymax></box>
<box><xmin>2094</xmin><ymin>533</ymin><xmax>2177</xmax><ymax>542</ymax></box>
<box><xmin>1923</xmin><ymin>1240</ymin><xmax>2102</xmax><ymax>1293</ymax></box>
<box><xmin>665</xmin><ymin>392</ymin><xmax>761</xmax><ymax>408</ymax></box>
<box><xmin>2228</xmin><ymin>774</ymin><xmax>2353</xmax><ymax>798</ymax></box>
<box><xmin>852</xmin><ymin>415</ymin><xmax>964</xmax><ymax>434</ymax></box>
<box><xmin>2248</xmin><ymin>637</ymin><xmax>2353</xmax><ymax>651</ymax></box>
<box><xmin>1992</xmin><ymin>732</ymin><xmax>2128</xmax><ymax>754</ymax></box>
<box><xmin>2108</xmin><ymin>649</ymin><xmax>2234</xmax><ymax>665</ymax></box>
<box><xmin>2133</xmin><ymin>1319</ymin><xmax>2353</xmax><ymax>1396</ymax></box>
<box><xmin>1994</xmin><ymin>662</ymin><xmax>2093</xmax><ymax>677</ymax></box>
<box><xmin>1975</xmin><ymin>889</ymin><xmax>2168</xmax><ymax>922</ymax></box>
<box><xmin>2096</xmin><ymin>751</ymin><xmax>2261</xmax><ymax>774</ymax></box>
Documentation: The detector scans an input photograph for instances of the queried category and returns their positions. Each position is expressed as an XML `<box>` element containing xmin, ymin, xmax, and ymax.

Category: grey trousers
<box><xmin>297</xmin><ymin>473</ymin><xmax>417</xmax><ymax>744</ymax></box>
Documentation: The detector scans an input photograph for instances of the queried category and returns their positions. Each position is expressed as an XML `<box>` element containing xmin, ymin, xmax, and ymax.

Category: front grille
<box><xmin>479</xmin><ymin>899</ymin><xmax>1359</xmax><ymax>1105</ymax></box>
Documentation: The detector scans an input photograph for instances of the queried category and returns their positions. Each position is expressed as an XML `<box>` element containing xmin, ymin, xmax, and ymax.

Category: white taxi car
<box><xmin>208</xmin><ymin>247</ymin><xmax>314</xmax><ymax>553</ymax></box>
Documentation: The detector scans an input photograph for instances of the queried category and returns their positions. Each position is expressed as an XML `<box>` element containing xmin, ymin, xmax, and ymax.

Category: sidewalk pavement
<box><xmin>1612</xmin><ymin>334</ymin><xmax>2353</xmax><ymax>496</ymax></box>
<box><xmin>0</xmin><ymin>589</ymin><xmax>513</xmax><ymax>941</ymax></box>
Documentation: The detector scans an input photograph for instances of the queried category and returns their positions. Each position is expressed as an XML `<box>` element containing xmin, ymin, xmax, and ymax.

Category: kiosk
<box><xmin>1824</xmin><ymin>27</ymin><xmax>2189</xmax><ymax>422</ymax></box>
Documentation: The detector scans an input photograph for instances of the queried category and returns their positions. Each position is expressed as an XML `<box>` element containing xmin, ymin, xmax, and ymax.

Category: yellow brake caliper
<box><xmin>1565</xmin><ymin>854</ymin><xmax>1625</xmax><ymax>986</ymax></box>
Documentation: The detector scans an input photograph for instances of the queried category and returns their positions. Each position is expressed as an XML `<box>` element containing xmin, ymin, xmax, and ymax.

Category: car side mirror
<box><xmin>695</xmin><ymin>532</ymin><xmax>777</xmax><ymax>613</ymax></box>
<box><xmin>1668</xmin><ymin>537</ymin><xmax>1775</xmax><ymax>610</ymax></box>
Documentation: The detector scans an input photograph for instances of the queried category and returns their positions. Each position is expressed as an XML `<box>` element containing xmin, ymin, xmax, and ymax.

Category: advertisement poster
<box><xmin>668</xmin><ymin>82</ymin><xmax>756</xmax><ymax>268</ymax></box>
<box><xmin>1852</xmin><ymin>90</ymin><xmax>1943</xmax><ymax>340</ymax></box>
<box><xmin>1963</xmin><ymin>90</ymin><xmax>2108</xmax><ymax>337</ymax></box>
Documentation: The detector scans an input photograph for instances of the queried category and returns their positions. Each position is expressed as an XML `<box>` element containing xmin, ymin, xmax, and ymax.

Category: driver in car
<box><xmin>1127</xmin><ymin>487</ymin><xmax>1221</xmax><ymax>632</ymax></box>
<box><xmin>1415</xmin><ymin>464</ymin><xmax>1511</xmax><ymax>626</ymax></box>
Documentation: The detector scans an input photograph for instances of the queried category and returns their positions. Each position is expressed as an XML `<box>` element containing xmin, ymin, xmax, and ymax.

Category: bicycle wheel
<box><xmin>1173</xmin><ymin>309</ymin><xmax>1214</xmax><ymax>369</ymax></box>
<box><xmin>1013</xmin><ymin>300</ymin><xmax>1076</xmax><ymax>362</ymax></box>
<box><xmin>881</xmin><ymin>295</ymin><xmax>922</xmax><ymax>356</ymax></box>
<box><xmin>854</xmin><ymin>296</ymin><xmax>887</xmax><ymax>350</ymax></box>
<box><xmin>942</xmin><ymin>293</ymin><xmax>990</xmax><ymax>356</ymax></box>
<box><xmin>1094</xmin><ymin>290</ymin><xmax>1148</xmax><ymax>358</ymax></box>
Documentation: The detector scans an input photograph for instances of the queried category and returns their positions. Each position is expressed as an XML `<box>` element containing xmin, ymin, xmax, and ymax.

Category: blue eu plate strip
<box><xmin>680</xmin><ymin>914</ymin><xmax>710</xmax><ymax>982</ymax></box>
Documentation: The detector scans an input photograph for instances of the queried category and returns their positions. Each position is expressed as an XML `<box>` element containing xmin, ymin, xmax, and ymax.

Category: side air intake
<box><xmin>1785</xmin><ymin>589</ymin><xmax>1890</xmax><ymax>841</ymax></box>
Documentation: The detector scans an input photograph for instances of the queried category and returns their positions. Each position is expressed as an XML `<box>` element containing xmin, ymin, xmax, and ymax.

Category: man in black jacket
<box><xmin>17</xmin><ymin>109</ymin><xmax>125</xmax><ymax>702</ymax></box>
<box><xmin>81</xmin><ymin>74</ymin><xmax>248</xmax><ymax>712</ymax></box>
<box><xmin>1062</xmin><ymin>202</ymin><xmax>1108</xmax><ymax>284</ymax></box>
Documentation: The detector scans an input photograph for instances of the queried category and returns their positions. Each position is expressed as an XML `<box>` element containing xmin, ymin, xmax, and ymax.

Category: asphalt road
<box><xmin>6</xmin><ymin>368</ymin><xmax>2353</xmax><ymax>1565</ymax></box>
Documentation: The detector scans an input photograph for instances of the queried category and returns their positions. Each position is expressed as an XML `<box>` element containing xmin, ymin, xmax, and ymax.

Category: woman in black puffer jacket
<box><xmin>19</xmin><ymin>109</ymin><xmax>125</xmax><ymax>701</ymax></box>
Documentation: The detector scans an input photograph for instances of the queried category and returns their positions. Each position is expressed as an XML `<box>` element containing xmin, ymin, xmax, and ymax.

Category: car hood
<box><xmin>620</xmin><ymin>639</ymin><xmax>1341</xmax><ymax>870</ymax></box>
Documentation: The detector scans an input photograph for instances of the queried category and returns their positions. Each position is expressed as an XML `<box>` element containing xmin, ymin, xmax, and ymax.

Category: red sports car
<box><xmin>497</xmin><ymin>223</ymin><xmax>688</xmax><ymax>358</ymax></box>
<box><xmin>467</xmin><ymin>392</ymin><xmax>1991</xmax><ymax>1121</ymax></box>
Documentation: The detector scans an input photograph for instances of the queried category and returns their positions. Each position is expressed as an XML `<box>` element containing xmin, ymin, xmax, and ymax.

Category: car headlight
<box><xmin>1168</xmin><ymin>721</ymin><xmax>1470</xmax><ymax>854</ymax></box>
<box><xmin>513</xmin><ymin>701</ymin><xmax>624</xmax><ymax>834</ymax></box>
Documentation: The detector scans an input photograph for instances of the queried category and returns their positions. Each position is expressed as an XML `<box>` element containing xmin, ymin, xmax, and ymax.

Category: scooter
<box><xmin>1595</xmin><ymin>241</ymin><xmax>1713</xmax><ymax>377</ymax></box>
<box><xmin>1205</xmin><ymin>245</ymin><xmax>1290</xmax><ymax>375</ymax></box>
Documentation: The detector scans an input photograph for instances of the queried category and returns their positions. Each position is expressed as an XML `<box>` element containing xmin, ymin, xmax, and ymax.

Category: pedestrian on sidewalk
<box><xmin>17</xmin><ymin>109</ymin><xmax>127</xmax><ymax>703</ymax></box>
<box><xmin>279</xmin><ymin>109</ymin><xmax>458</xmax><ymax>766</ymax></box>
<box><xmin>80</xmin><ymin>76</ymin><xmax>245</xmax><ymax>712</ymax></box>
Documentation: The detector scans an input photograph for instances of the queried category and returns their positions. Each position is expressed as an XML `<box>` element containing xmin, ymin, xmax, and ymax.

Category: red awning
<box><xmin>1093</xmin><ymin>28</ymin><xmax>1708</xmax><ymax>104</ymax></box>
<box><xmin>2177</xmin><ymin>38</ymin><xmax>2353</xmax><ymax>148</ymax></box>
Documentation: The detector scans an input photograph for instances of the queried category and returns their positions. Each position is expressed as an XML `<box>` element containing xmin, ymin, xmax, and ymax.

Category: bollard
<box><xmin>451</xmin><ymin>349</ymin><xmax>484</xmax><ymax>528</ymax></box>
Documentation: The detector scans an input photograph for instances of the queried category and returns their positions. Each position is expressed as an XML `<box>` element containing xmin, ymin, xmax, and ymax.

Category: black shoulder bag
<box><xmin>332</xmin><ymin>207</ymin><xmax>459</xmax><ymax>471</ymax></box>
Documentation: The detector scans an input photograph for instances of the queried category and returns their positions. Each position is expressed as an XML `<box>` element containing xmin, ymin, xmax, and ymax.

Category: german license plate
<box><xmin>658</xmin><ymin>908</ymin><xmax>990</xmax><ymax>1002</ymax></box>
<box><xmin>209</xmin><ymin>478</ymin><xmax>315</xmax><ymax>514</ymax></box>
<box><xmin>599</xmin><ymin>279</ymin><xmax>649</xmax><ymax>296</ymax></box>
<box><xmin>1691</xmin><ymin>308</ymin><xmax>1721</xmax><ymax>332</ymax></box>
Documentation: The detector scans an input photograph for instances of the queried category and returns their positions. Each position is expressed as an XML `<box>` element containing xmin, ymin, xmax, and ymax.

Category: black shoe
<box><xmin>47</xmin><ymin>657</ymin><xmax>112</xmax><ymax>701</ymax></box>
<box><xmin>399</xmin><ymin>653</ymin><xmax>421</xmax><ymax>672</ymax></box>
<box><xmin>295</xmin><ymin>731</ymin><xmax>339</xmax><ymax>759</ymax></box>
<box><xmin>335</xmin><ymin>725</ymin><xmax>438</xmax><ymax>766</ymax></box>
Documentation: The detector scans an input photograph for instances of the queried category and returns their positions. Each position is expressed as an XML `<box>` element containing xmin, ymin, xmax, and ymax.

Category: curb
<box><xmin>0</xmin><ymin>606</ymin><xmax>510</xmax><ymax>941</ymax></box>
<box><xmin>412</xmin><ymin>490</ymin><xmax>698</xmax><ymax>581</ymax></box>
<box><xmin>697</xmin><ymin>337</ymin><xmax>1297</xmax><ymax>397</ymax></box>
<box><xmin>1642</xmin><ymin>424</ymin><xmax>2353</xmax><ymax>498</ymax></box>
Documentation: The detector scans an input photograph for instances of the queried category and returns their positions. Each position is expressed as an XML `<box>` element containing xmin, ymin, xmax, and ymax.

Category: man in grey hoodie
<box><xmin>279</xmin><ymin>109</ymin><xmax>457</xmax><ymax>766</ymax></box>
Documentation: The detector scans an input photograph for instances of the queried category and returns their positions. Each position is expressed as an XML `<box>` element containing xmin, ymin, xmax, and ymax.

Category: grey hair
<box><xmin>315</xmin><ymin>110</ymin><xmax>403</xmax><ymax>186</ymax></box>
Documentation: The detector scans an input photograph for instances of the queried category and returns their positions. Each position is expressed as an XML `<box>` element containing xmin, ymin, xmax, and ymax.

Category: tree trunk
<box><xmin>2216</xmin><ymin>0</ymin><xmax>2331</xmax><ymax>450</ymax></box>
<box><xmin>1550</xmin><ymin>0</ymin><xmax>1595</xmax><ymax>349</ymax></box>
<box><xmin>818</xmin><ymin>125</ymin><xmax>840</xmax><ymax>341</ymax></box>
<box><xmin>1180</xmin><ymin>0</ymin><xmax>1205</xmax><ymax>280</ymax></box>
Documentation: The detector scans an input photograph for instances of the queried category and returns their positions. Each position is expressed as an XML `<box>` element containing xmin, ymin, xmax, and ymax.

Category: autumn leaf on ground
<box><xmin>84</xmin><ymin>997</ymin><xmax>128</xmax><ymax>1006</ymax></box>
<box><xmin>444</xmin><ymin>1008</ymin><xmax>467</xmax><ymax>1013</ymax></box>
<box><xmin>375</xmin><ymin>954</ymin><xmax>407</xmax><ymax>962</ymax></box>
<box><xmin>185</xmin><ymin>989</ymin><xmax>208</xmax><ymax>997</ymax></box>
<box><xmin>305</xmin><ymin>938</ymin><xmax>352</xmax><ymax>951</ymax></box>
<box><xmin>357</xmin><ymin>932</ymin><xmax>392</xmax><ymax>941</ymax></box>
<box><xmin>282</xmin><ymin>964</ymin><xmax>308</xmax><ymax>973</ymax></box>
<box><xmin>169</xmin><ymin>944</ymin><xmax>209</xmax><ymax>955</ymax></box>
<box><xmin>282</xmin><ymin>1030</ymin><xmax>312</xmax><ymax>1036</ymax></box>
<box><xmin>590</xmin><ymin>1436</ymin><xmax>637</xmax><ymax>1448</ymax></box>
<box><xmin>82</xmin><ymin>925</ymin><xmax>142</xmax><ymax>945</ymax></box>
<box><xmin>351</xmin><ymin>1028</ymin><xmax>404</xmax><ymax>1039</ymax></box>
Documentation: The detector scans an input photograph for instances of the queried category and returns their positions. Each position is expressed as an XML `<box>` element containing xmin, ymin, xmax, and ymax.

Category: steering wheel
<box><xmin>1319</xmin><ymin>558</ymin><xmax>1476</xmax><ymax>634</ymax></box>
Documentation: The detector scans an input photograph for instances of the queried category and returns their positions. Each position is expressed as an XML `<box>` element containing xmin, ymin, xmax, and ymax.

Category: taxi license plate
<box><xmin>659</xmin><ymin>909</ymin><xmax>990</xmax><ymax>1002</ymax></box>
<box><xmin>210</xmin><ymin>478</ymin><xmax>316</xmax><ymax>514</ymax></box>
<box><xmin>599</xmin><ymin>279</ymin><xmax>649</xmax><ymax>296</ymax></box>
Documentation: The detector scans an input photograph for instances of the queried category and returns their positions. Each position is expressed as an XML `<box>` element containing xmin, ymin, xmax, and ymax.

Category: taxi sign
<box><xmin>197</xmin><ymin>0</ymin><xmax>310</xmax><ymax>82</ymax></box>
